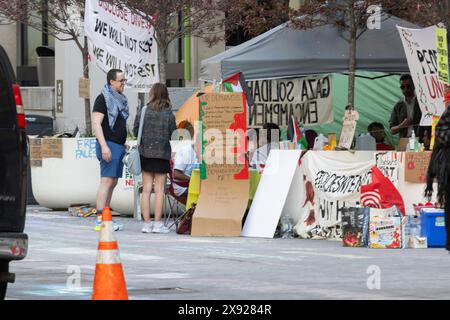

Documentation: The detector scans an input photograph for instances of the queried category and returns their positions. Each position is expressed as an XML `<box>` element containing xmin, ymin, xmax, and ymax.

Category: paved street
<box><xmin>5</xmin><ymin>205</ymin><xmax>450</xmax><ymax>300</ymax></box>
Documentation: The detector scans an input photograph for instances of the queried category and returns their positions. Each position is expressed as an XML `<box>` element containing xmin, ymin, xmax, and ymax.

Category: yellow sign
<box><xmin>436</xmin><ymin>27</ymin><xmax>449</xmax><ymax>85</ymax></box>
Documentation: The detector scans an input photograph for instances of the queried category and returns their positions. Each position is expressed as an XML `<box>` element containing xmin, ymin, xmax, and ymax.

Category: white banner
<box><xmin>294</xmin><ymin>152</ymin><xmax>374</xmax><ymax>239</ymax></box>
<box><xmin>84</xmin><ymin>0</ymin><xmax>160</xmax><ymax>91</ymax></box>
<box><xmin>397</xmin><ymin>26</ymin><xmax>446</xmax><ymax>126</ymax></box>
<box><xmin>246</xmin><ymin>75</ymin><xmax>333</xmax><ymax>128</ymax></box>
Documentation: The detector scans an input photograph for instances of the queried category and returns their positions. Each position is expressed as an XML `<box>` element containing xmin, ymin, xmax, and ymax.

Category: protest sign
<box><xmin>294</xmin><ymin>151</ymin><xmax>374</xmax><ymax>240</ymax></box>
<box><xmin>375</xmin><ymin>152</ymin><xmax>402</xmax><ymax>187</ymax></box>
<box><xmin>397</xmin><ymin>26</ymin><xmax>446</xmax><ymax>125</ymax></box>
<box><xmin>436</xmin><ymin>27</ymin><xmax>449</xmax><ymax>85</ymax></box>
<box><xmin>338</xmin><ymin>109</ymin><xmax>359</xmax><ymax>149</ymax></box>
<box><xmin>246</xmin><ymin>75</ymin><xmax>333</xmax><ymax>128</ymax></box>
<box><xmin>84</xmin><ymin>1</ymin><xmax>159</xmax><ymax>91</ymax></box>
<box><xmin>191</xmin><ymin>93</ymin><xmax>249</xmax><ymax>237</ymax></box>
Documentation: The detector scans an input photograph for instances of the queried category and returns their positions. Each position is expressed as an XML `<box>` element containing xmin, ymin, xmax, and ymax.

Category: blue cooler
<box><xmin>420</xmin><ymin>208</ymin><xmax>446</xmax><ymax>248</ymax></box>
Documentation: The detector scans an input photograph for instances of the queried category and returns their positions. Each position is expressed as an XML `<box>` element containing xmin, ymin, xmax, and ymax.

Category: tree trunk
<box><xmin>82</xmin><ymin>36</ymin><xmax>92</xmax><ymax>136</ymax></box>
<box><xmin>347</xmin><ymin>3</ymin><xmax>357</xmax><ymax>110</ymax></box>
<box><xmin>158</xmin><ymin>45</ymin><xmax>167</xmax><ymax>85</ymax></box>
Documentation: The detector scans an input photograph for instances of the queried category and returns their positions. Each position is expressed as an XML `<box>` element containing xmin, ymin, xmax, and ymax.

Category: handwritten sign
<box><xmin>338</xmin><ymin>110</ymin><xmax>359</xmax><ymax>149</ymax></box>
<box><xmin>246</xmin><ymin>75</ymin><xmax>333</xmax><ymax>128</ymax></box>
<box><xmin>397</xmin><ymin>26</ymin><xmax>446</xmax><ymax>125</ymax></box>
<box><xmin>404</xmin><ymin>152</ymin><xmax>432</xmax><ymax>183</ymax></box>
<box><xmin>375</xmin><ymin>152</ymin><xmax>402</xmax><ymax>187</ymax></box>
<box><xmin>79</xmin><ymin>77</ymin><xmax>90</xmax><ymax>99</ymax></box>
<box><xmin>75</xmin><ymin>138</ymin><xmax>97</xmax><ymax>160</ymax></box>
<box><xmin>41</xmin><ymin>138</ymin><xmax>63</xmax><ymax>158</ymax></box>
<box><xmin>192</xmin><ymin>92</ymin><xmax>249</xmax><ymax>237</ymax></box>
<box><xmin>84</xmin><ymin>0</ymin><xmax>159</xmax><ymax>91</ymax></box>
<box><xmin>30</xmin><ymin>138</ymin><xmax>42</xmax><ymax>167</ymax></box>
<box><xmin>436</xmin><ymin>27</ymin><xmax>449</xmax><ymax>85</ymax></box>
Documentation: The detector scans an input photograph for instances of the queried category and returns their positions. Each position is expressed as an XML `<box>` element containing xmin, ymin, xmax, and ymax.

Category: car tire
<box><xmin>0</xmin><ymin>261</ymin><xmax>8</xmax><ymax>300</ymax></box>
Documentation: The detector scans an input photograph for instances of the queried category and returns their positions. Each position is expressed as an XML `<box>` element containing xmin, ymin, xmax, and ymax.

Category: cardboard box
<box><xmin>404</xmin><ymin>152</ymin><xmax>432</xmax><ymax>183</ymax></box>
<box><xmin>369</xmin><ymin>207</ymin><xmax>402</xmax><ymax>249</ymax></box>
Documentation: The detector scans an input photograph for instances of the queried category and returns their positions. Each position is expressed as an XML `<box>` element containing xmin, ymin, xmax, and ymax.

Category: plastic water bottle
<box><xmin>279</xmin><ymin>215</ymin><xmax>294</xmax><ymax>239</ymax></box>
<box><xmin>314</xmin><ymin>134</ymin><xmax>328</xmax><ymax>150</ymax></box>
<box><xmin>409</xmin><ymin>131</ymin><xmax>418</xmax><ymax>151</ymax></box>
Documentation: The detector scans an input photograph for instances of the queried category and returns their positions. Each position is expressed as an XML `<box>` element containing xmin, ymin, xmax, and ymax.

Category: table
<box><xmin>186</xmin><ymin>169</ymin><xmax>261</xmax><ymax>210</ymax></box>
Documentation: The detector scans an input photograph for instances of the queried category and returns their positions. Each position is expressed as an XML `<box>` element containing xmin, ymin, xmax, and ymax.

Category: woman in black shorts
<box><xmin>136</xmin><ymin>83</ymin><xmax>177</xmax><ymax>233</ymax></box>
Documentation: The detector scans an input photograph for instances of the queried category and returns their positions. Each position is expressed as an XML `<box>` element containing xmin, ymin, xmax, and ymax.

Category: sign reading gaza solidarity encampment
<box><xmin>397</xmin><ymin>26</ymin><xmax>446</xmax><ymax>126</ymax></box>
<box><xmin>246</xmin><ymin>75</ymin><xmax>333</xmax><ymax>127</ymax></box>
<box><xmin>84</xmin><ymin>1</ymin><xmax>160</xmax><ymax>91</ymax></box>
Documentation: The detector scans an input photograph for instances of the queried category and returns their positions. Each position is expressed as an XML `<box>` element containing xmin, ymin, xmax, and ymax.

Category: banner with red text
<box><xmin>85</xmin><ymin>0</ymin><xmax>159</xmax><ymax>91</ymax></box>
<box><xmin>397</xmin><ymin>26</ymin><xmax>446</xmax><ymax>126</ymax></box>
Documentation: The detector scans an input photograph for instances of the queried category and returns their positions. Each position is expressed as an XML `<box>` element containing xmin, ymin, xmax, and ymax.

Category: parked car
<box><xmin>0</xmin><ymin>44</ymin><xmax>29</xmax><ymax>299</ymax></box>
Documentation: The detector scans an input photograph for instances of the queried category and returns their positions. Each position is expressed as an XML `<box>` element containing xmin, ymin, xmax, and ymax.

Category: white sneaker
<box><xmin>141</xmin><ymin>222</ymin><xmax>153</xmax><ymax>233</ymax></box>
<box><xmin>152</xmin><ymin>222</ymin><xmax>170</xmax><ymax>234</ymax></box>
<box><xmin>112</xmin><ymin>220</ymin><xmax>124</xmax><ymax>231</ymax></box>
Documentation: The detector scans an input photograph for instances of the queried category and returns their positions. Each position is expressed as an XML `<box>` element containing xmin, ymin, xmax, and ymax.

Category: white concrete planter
<box><xmin>31</xmin><ymin>138</ymin><xmax>190</xmax><ymax>216</ymax></box>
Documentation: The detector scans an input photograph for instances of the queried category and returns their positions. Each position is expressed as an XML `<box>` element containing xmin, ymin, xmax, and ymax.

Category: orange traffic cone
<box><xmin>92</xmin><ymin>207</ymin><xmax>128</xmax><ymax>300</ymax></box>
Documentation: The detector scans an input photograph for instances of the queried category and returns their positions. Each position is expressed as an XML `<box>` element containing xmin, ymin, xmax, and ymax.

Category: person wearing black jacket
<box><xmin>133</xmin><ymin>83</ymin><xmax>177</xmax><ymax>234</ymax></box>
<box><xmin>425</xmin><ymin>105</ymin><xmax>450</xmax><ymax>253</ymax></box>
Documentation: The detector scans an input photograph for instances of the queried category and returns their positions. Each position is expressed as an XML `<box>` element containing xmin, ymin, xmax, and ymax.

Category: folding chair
<box><xmin>164</xmin><ymin>161</ymin><xmax>189</xmax><ymax>229</ymax></box>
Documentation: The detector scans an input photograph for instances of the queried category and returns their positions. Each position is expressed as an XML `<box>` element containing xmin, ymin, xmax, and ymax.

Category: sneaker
<box><xmin>112</xmin><ymin>220</ymin><xmax>124</xmax><ymax>231</ymax></box>
<box><xmin>152</xmin><ymin>222</ymin><xmax>170</xmax><ymax>234</ymax></box>
<box><xmin>141</xmin><ymin>222</ymin><xmax>153</xmax><ymax>233</ymax></box>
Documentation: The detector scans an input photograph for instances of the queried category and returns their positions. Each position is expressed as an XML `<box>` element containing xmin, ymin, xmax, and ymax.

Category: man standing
<box><xmin>389</xmin><ymin>74</ymin><xmax>430</xmax><ymax>146</ymax></box>
<box><xmin>92</xmin><ymin>69</ymin><xmax>129</xmax><ymax>231</ymax></box>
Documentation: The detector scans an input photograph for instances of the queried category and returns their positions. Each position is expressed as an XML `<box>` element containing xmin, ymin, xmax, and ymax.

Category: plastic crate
<box><xmin>420</xmin><ymin>208</ymin><xmax>446</xmax><ymax>248</ymax></box>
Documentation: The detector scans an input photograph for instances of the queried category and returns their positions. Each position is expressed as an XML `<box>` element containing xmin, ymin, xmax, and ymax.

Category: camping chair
<box><xmin>164</xmin><ymin>160</ymin><xmax>189</xmax><ymax>229</ymax></box>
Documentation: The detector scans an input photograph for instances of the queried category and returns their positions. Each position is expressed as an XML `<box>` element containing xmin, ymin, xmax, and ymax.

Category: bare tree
<box><xmin>290</xmin><ymin>0</ymin><xmax>441</xmax><ymax>110</ymax></box>
<box><xmin>225</xmin><ymin>0</ymin><xmax>292</xmax><ymax>38</ymax></box>
<box><xmin>113</xmin><ymin>0</ymin><xmax>231</xmax><ymax>83</ymax></box>
<box><xmin>0</xmin><ymin>0</ymin><xmax>92</xmax><ymax>135</ymax></box>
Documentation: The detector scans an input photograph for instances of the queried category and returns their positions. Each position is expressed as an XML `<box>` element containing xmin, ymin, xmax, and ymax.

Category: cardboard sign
<box><xmin>404</xmin><ymin>152</ymin><xmax>432</xmax><ymax>183</ymax></box>
<box><xmin>41</xmin><ymin>138</ymin><xmax>63</xmax><ymax>158</ymax></box>
<box><xmin>338</xmin><ymin>110</ymin><xmax>359</xmax><ymax>149</ymax></box>
<box><xmin>29</xmin><ymin>138</ymin><xmax>42</xmax><ymax>167</ymax></box>
<box><xmin>79</xmin><ymin>77</ymin><xmax>90</xmax><ymax>99</ymax></box>
<box><xmin>191</xmin><ymin>93</ymin><xmax>249</xmax><ymax>237</ymax></box>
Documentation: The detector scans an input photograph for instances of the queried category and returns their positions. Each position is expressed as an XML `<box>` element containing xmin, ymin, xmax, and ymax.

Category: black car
<box><xmin>0</xmin><ymin>45</ymin><xmax>28</xmax><ymax>299</ymax></box>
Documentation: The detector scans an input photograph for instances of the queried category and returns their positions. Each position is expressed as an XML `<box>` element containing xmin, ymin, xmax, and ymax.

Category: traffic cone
<box><xmin>92</xmin><ymin>207</ymin><xmax>128</xmax><ymax>300</ymax></box>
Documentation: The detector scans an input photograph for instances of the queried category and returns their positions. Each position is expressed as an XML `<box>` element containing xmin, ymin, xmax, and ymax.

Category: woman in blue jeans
<box><xmin>134</xmin><ymin>83</ymin><xmax>177</xmax><ymax>233</ymax></box>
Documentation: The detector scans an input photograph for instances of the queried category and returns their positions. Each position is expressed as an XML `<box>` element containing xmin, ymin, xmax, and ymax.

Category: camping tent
<box><xmin>200</xmin><ymin>14</ymin><xmax>418</xmax><ymax>81</ymax></box>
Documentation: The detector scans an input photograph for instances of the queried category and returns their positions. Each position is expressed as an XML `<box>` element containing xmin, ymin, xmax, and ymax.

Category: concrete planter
<box><xmin>31</xmin><ymin>138</ymin><xmax>189</xmax><ymax>216</ymax></box>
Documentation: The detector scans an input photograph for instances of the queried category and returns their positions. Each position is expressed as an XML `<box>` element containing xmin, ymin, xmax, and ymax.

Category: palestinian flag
<box><xmin>291</xmin><ymin>115</ymin><xmax>308</xmax><ymax>150</ymax></box>
<box><xmin>222</xmin><ymin>72</ymin><xmax>254</xmax><ymax>108</ymax></box>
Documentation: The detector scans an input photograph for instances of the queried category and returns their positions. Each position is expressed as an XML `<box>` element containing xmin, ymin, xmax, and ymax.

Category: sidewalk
<box><xmin>5</xmin><ymin>206</ymin><xmax>450</xmax><ymax>300</ymax></box>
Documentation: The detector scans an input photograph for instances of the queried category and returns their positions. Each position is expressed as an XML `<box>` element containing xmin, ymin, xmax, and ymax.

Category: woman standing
<box><xmin>134</xmin><ymin>83</ymin><xmax>177</xmax><ymax>233</ymax></box>
<box><xmin>425</xmin><ymin>106</ymin><xmax>450</xmax><ymax>253</ymax></box>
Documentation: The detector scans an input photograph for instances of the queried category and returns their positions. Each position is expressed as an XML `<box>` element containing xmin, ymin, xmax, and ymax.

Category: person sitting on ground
<box><xmin>250</xmin><ymin>122</ymin><xmax>280</xmax><ymax>173</ymax></box>
<box><xmin>368</xmin><ymin>122</ymin><xmax>395</xmax><ymax>151</ymax></box>
<box><xmin>172</xmin><ymin>125</ymin><xmax>200</xmax><ymax>200</ymax></box>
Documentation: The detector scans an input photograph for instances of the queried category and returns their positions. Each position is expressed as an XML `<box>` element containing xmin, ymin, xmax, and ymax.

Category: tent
<box><xmin>200</xmin><ymin>14</ymin><xmax>418</xmax><ymax>81</ymax></box>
